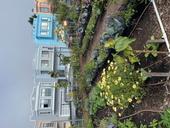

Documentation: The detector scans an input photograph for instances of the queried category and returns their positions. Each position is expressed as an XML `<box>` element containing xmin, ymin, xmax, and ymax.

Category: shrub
<box><xmin>118</xmin><ymin>119</ymin><xmax>137</xmax><ymax>128</ymax></box>
<box><xmin>121</xmin><ymin>3</ymin><xmax>135</xmax><ymax>25</ymax></box>
<box><xmin>54</xmin><ymin>80</ymin><xmax>68</xmax><ymax>88</ymax></box>
<box><xmin>97</xmin><ymin>55</ymin><xmax>145</xmax><ymax>113</ymax></box>
<box><xmin>81</xmin><ymin>0</ymin><xmax>106</xmax><ymax>54</ymax></box>
<box><xmin>84</xmin><ymin>60</ymin><xmax>96</xmax><ymax>84</ymax></box>
<box><xmin>104</xmin><ymin>37</ymin><xmax>139</xmax><ymax>64</ymax></box>
<box><xmin>89</xmin><ymin>86</ymin><xmax>106</xmax><ymax>115</ymax></box>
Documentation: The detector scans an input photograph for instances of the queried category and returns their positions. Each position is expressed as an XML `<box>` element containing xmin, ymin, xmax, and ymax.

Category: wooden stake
<box><xmin>147</xmin><ymin>72</ymin><xmax>170</xmax><ymax>77</ymax></box>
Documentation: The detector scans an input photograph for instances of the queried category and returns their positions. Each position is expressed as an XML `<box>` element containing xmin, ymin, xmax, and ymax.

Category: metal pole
<box><xmin>151</xmin><ymin>0</ymin><xmax>170</xmax><ymax>54</ymax></box>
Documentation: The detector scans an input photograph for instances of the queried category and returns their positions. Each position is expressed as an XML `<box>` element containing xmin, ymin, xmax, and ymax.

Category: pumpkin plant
<box><xmin>104</xmin><ymin>36</ymin><xmax>139</xmax><ymax>64</ymax></box>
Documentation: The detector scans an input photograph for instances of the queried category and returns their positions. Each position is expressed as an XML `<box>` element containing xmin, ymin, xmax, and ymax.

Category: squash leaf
<box><xmin>115</xmin><ymin>37</ymin><xmax>135</xmax><ymax>52</ymax></box>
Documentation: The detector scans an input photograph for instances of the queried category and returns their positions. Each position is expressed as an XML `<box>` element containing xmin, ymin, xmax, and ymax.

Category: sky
<box><xmin>0</xmin><ymin>0</ymin><xmax>35</xmax><ymax>128</ymax></box>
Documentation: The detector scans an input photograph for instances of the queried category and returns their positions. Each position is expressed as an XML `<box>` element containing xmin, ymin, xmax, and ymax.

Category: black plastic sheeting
<box><xmin>100</xmin><ymin>16</ymin><xmax>126</xmax><ymax>44</ymax></box>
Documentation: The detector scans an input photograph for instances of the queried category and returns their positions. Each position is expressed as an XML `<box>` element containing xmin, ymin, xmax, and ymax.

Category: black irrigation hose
<box><xmin>143</xmin><ymin>55</ymin><xmax>169</xmax><ymax>69</ymax></box>
<box><xmin>129</xmin><ymin>1</ymin><xmax>152</xmax><ymax>37</ymax></box>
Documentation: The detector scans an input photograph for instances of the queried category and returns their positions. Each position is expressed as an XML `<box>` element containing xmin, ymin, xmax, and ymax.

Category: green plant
<box><xmin>104</xmin><ymin>37</ymin><xmax>139</xmax><ymax>64</ymax></box>
<box><xmin>70</xmin><ymin>38</ymin><xmax>81</xmax><ymax>79</ymax></box>
<box><xmin>144</xmin><ymin>43</ymin><xmax>159</xmax><ymax>58</ymax></box>
<box><xmin>99</xmin><ymin>118</ymin><xmax>108</xmax><ymax>128</ymax></box>
<box><xmin>49</xmin><ymin>71</ymin><xmax>59</xmax><ymax>78</ymax></box>
<box><xmin>55</xmin><ymin>3</ymin><xmax>70</xmax><ymax>23</ymax></box>
<box><xmin>97</xmin><ymin>46</ymin><xmax>108</xmax><ymax>64</ymax></box>
<box><xmin>67</xmin><ymin>5</ymin><xmax>79</xmax><ymax>22</ymax></box>
<box><xmin>160</xmin><ymin>108</ymin><xmax>170</xmax><ymax>127</ymax></box>
<box><xmin>140</xmin><ymin>124</ymin><xmax>147</xmax><ymax>128</ymax></box>
<box><xmin>104</xmin><ymin>37</ymin><xmax>134</xmax><ymax>51</ymax></box>
<box><xmin>87</xmin><ymin>118</ymin><xmax>94</xmax><ymax>128</ymax></box>
<box><xmin>84</xmin><ymin>60</ymin><xmax>96</xmax><ymax>84</ymax></box>
<box><xmin>121</xmin><ymin>3</ymin><xmax>135</xmax><ymax>25</ymax></box>
<box><xmin>81</xmin><ymin>0</ymin><xmax>106</xmax><ymax>54</ymax></box>
<box><xmin>54</xmin><ymin>80</ymin><xmax>68</xmax><ymax>88</ymax></box>
<box><xmin>89</xmin><ymin>86</ymin><xmax>106</xmax><ymax>115</ymax></box>
<box><xmin>118</xmin><ymin>119</ymin><xmax>137</xmax><ymax>128</ymax></box>
<box><xmin>97</xmin><ymin>55</ymin><xmax>145</xmax><ymax>113</ymax></box>
<box><xmin>149</xmin><ymin>119</ymin><xmax>159</xmax><ymax>128</ymax></box>
<box><xmin>61</xmin><ymin>56</ymin><xmax>71</xmax><ymax>65</ymax></box>
<box><xmin>99</xmin><ymin>114</ymin><xmax>118</xmax><ymax>128</ymax></box>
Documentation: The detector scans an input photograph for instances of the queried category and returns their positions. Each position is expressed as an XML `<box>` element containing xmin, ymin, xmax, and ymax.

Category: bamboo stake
<box><xmin>119</xmin><ymin>109</ymin><xmax>163</xmax><ymax>120</ymax></box>
<box><xmin>147</xmin><ymin>39</ymin><xmax>165</xmax><ymax>44</ymax></box>
<box><xmin>151</xmin><ymin>0</ymin><xmax>170</xmax><ymax>53</ymax></box>
<box><xmin>134</xmin><ymin>50</ymin><xmax>169</xmax><ymax>54</ymax></box>
<box><xmin>147</xmin><ymin>72</ymin><xmax>170</xmax><ymax>77</ymax></box>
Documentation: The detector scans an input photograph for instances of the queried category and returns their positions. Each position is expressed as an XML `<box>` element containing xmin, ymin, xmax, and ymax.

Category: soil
<box><xmin>125</xmin><ymin>1</ymin><xmax>170</xmax><ymax>125</ymax></box>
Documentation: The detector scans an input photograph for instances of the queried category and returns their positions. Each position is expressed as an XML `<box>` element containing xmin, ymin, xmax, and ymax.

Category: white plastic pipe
<box><xmin>151</xmin><ymin>0</ymin><xmax>170</xmax><ymax>54</ymax></box>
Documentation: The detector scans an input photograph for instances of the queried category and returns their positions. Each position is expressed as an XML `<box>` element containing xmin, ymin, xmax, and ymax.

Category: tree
<box><xmin>61</xmin><ymin>56</ymin><xmax>71</xmax><ymax>65</ymax></box>
<box><xmin>54</xmin><ymin>80</ymin><xmax>69</xmax><ymax>88</ymax></box>
<box><xmin>28</xmin><ymin>14</ymin><xmax>37</xmax><ymax>25</ymax></box>
<box><xmin>48</xmin><ymin>71</ymin><xmax>59</xmax><ymax>78</ymax></box>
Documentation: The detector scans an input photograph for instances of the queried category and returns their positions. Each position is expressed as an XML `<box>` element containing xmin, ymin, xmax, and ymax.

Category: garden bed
<box><xmin>128</xmin><ymin>1</ymin><xmax>170</xmax><ymax>125</ymax></box>
<box><xmin>85</xmin><ymin>1</ymin><xmax>170</xmax><ymax>127</ymax></box>
<box><xmin>70</xmin><ymin>0</ymin><xmax>170</xmax><ymax>127</ymax></box>
<box><xmin>91</xmin><ymin>1</ymin><xmax>170</xmax><ymax>127</ymax></box>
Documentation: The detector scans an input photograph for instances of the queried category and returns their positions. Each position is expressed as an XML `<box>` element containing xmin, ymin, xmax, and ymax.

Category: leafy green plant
<box><xmin>97</xmin><ymin>46</ymin><xmax>108</xmax><ymax>64</ymax></box>
<box><xmin>96</xmin><ymin>55</ymin><xmax>145</xmax><ymax>113</ymax></box>
<box><xmin>67</xmin><ymin>5</ymin><xmax>79</xmax><ymax>22</ymax></box>
<box><xmin>123</xmin><ymin>46</ymin><xmax>139</xmax><ymax>64</ymax></box>
<box><xmin>87</xmin><ymin>118</ymin><xmax>94</xmax><ymax>128</ymax></box>
<box><xmin>144</xmin><ymin>43</ymin><xmax>159</xmax><ymax>58</ymax></box>
<box><xmin>54</xmin><ymin>2</ymin><xmax>70</xmax><ymax>23</ymax></box>
<box><xmin>54</xmin><ymin>80</ymin><xmax>68</xmax><ymax>88</ymax></box>
<box><xmin>121</xmin><ymin>3</ymin><xmax>135</xmax><ymax>25</ymax></box>
<box><xmin>114</xmin><ymin>37</ymin><xmax>135</xmax><ymax>52</ymax></box>
<box><xmin>49</xmin><ymin>71</ymin><xmax>59</xmax><ymax>78</ymax></box>
<box><xmin>61</xmin><ymin>56</ymin><xmax>71</xmax><ymax>65</ymax></box>
<box><xmin>99</xmin><ymin>114</ymin><xmax>118</xmax><ymax>128</ymax></box>
<box><xmin>149</xmin><ymin>119</ymin><xmax>159</xmax><ymax>128</ymax></box>
<box><xmin>104</xmin><ymin>37</ymin><xmax>134</xmax><ymax>51</ymax></box>
<box><xmin>81</xmin><ymin>0</ymin><xmax>106</xmax><ymax>54</ymax></box>
<box><xmin>118</xmin><ymin>119</ymin><xmax>137</xmax><ymax>128</ymax></box>
<box><xmin>84</xmin><ymin>60</ymin><xmax>96</xmax><ymax>84</ymax></box>
<box><xmin>160</xmin><ymin>108</ymin><xmax>170</xmax><ymax>127</ymax></box>
<box><xmin>104</xmin><ymin>37</ymin><xmax>139</xmax><ymax>64</ymax></box>
<box><xmin>140</xmin><ymin>124</ymin><xmax>147</xmax><ymax>128</ymax></box>
<box><xmin>89</xmin><ymin>86</ymin><xmax>106</xmax><ymax>115</ymax></box>
<box><xmin>99</xmin><ymin>118</ymin><xmax>108</xmax><ymax>128</ymax></box>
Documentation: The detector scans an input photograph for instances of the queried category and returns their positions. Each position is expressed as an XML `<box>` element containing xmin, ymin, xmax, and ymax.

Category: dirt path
<box><xmin>81</xmin><ymin>0</ymin><xmax>126</xmax><ymax>69</ymax></box>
